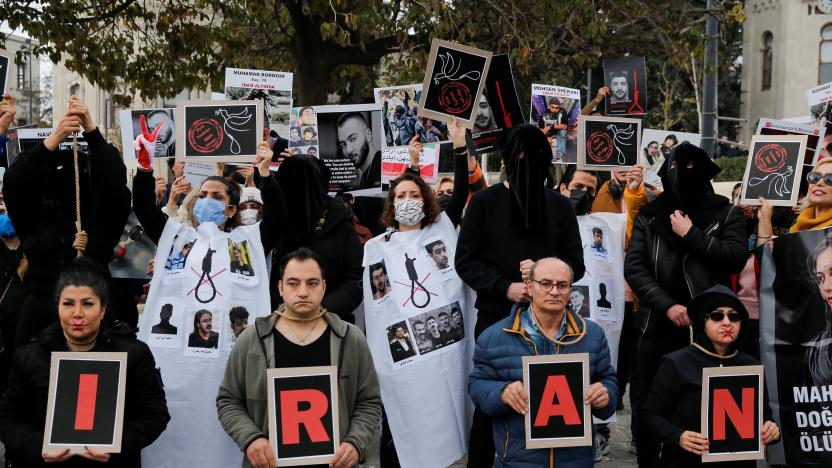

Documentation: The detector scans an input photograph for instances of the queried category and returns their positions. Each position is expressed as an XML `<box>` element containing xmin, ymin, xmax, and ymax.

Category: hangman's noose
<box><xmin>195</xmin><ymin>247</ymin><xmax>218</xmax><ymax>304</ymax></box>
<box><xmin>72</xmin><ymin>134</ymin><xmax>86</xmax><ymax>257</ymax></box>
<box><xmin>405</xmin><ymin>253</ymin><xmax>430</xmax><ymax>309</ymax></box>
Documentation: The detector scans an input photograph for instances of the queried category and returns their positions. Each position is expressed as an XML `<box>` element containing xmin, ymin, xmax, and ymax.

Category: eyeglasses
<box><xmin>532</xmin><ymin>280</ymin><xmax>571</xmax><ymax>294</ymax></box>
<box><xmin>706</xmin><ymin>310</ymin><xmax>741</xmax><ymax>322</ymax></box>
<box><xmin>807</xmin><ymin>172</ymin><xmax>832</xmax><ymax>186</ymax></box>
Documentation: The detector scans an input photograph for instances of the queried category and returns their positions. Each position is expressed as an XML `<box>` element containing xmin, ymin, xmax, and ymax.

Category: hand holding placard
<box><xmin>501</xmin><ymin>381</ymin><xmax>529</xmax><ymax>414</ymax></box>
<box><xmin>245</xmin><ymin>437</ymin><xmax>276</xmax><ymax>468</ymax></box>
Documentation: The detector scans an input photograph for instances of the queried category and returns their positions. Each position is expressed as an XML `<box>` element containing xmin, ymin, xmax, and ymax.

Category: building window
<box><xmin>821</xmin><ymin>24</ymin><xmax>832</xmax><ymax>85</ymax></box>
<box><xmin>761</xmin><ymin>32</ymin><xmax>773</xmax><ymax>91</ymax></box>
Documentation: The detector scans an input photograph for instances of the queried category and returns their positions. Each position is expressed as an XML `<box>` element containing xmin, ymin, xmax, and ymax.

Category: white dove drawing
<box><xmin>215</xmin><ymin>107</ymin><xmax>253</xmax><ymax>154</ymax></box>
<box><xmin>433</xmin><ymin>51</ymin><xmax>482</xmax><ymax>85</ymax></box>
<box><xmin>606</xmin><ymin>123</ymin><xmax>635</xmax><ymax>165</ymax></box>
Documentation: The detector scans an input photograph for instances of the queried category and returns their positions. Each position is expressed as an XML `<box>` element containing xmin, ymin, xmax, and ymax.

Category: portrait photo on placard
<box><xmin>423</xmin><ymin>238</ymin><xmax>452</xmax><ymax>271</ymax></box>
<box><xmin>419</xmin><ymin>39</ymin><xmax>493</xmax><ymax>129</ymax></box>
<box><xmin>163</xmin><ymin>234</ymin><xmax>195</xmax><ymax>276</ymax></box>
<box><xmin>594</xmin><ymin>279</ymin><xmax>614</xmax><ymax>310</ymax></box>
<box><xmin>641</xmin><ymin>129</ymin><xmax>702</xmax><ymax>190</ymax></box>
<box><xmin>184</xmin><ymin>308</ymin><xmax>222</xmax><ymax>357</ymax></box>
<box><xmin>267</xmin><ymin>366</ymin><xmax>340</xmax><ymax>466</ymax></box>
<box><xmin>373</xmin><ymin>84</ymin><xmax>444</xmax><ymax>148</ymax></box>
<box><xmin>228</xmin><ymin>239</ymin><xmax>255</xmax><ymax>277</ymax></box>
<box><xmin>530</xmin><ymin>85</ymin><xmax>581</xmax><ymax>164</ymax></box>
<box><xmin>148</xmin><ymin>299</ymin><xmax>183</xmax><ymax>348</ymax></box>
<box><xmin>118</xmin><ymin>109</ymin><xmax>176</xmax><ymax>161</ymax></box>
<box><xmin>406</xmin><ymin>301</ymin><xmax>464</xmax><ymax>356</ymax></box>
<box><xmin>43</xmin><ymin>352</ymin><xmax>127</xmax><ymax>453</ymax></box>
<box><xmin>386</xmin><ymin>320</ymin><xmax>418</xmax><ymax>363</ymax></box>
<box><xmin>756</xmin><ymin>118</ymin><xmax>825</xmax><ymax>167</ymax></box>
<box><xmin>176</xmin><ymin>100</ymin><xmax>264</xmax><ymax>162</ymax></box>
<box><xmin>225</xmin><ymin>305</ymin><xmax>251</xmax><ymax>349</ymax></box>
<box><xmin>701</xmin><ymin>366</ymin><xmax>764</xmax><ymax>462</ymax></box>
<box><xmin>467</xmin><ymin>54</ymin><xmax>524</xmax><ymax>155</ymax></box>
<box><xmin>316</xmin><ymin>105</ymin><xmax>383</xmax><ymax>194</ymax></box>
<box><xmin>578</xmin><ymin>116</ymin><xmax>641</xmax><ymax>171</ymax></box>
<box><xmin>740</xmin><ymin>135</ymin><xmax>808</xmax><ymax>207</ymax></box>
<box><xmin>523</xmin><ymin>354</ymin><xmax>592</xmax><ymax>449</ymax></box>
<box><xmin>368</xmin><ymin>259</ymin><xmax>392</xmax><ymax>302</ymax></box>
<box><xmin>603</xmin><ymin>56</ymin><xmax>647</xmax><ymax>116</ymax></box>
<box><xmin>568</xmin><ymin>285</ymin><xmax>591</xmax><ymax>319</ymax></box>
<box><xmin>224</xmin><ymin>68</ymin><xmax>293</xmax><ymax>140</ymax></box>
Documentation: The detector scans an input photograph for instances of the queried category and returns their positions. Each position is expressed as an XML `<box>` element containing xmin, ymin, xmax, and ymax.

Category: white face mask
<box><xmin>394</xmin><ymin>198</ymin><xmax>425</xmax><ymax>227</ymax></box>
<box><xmin>239</xmin><ymin>208</ymin><xmax>260</xmax><ymax>226</ymax></box>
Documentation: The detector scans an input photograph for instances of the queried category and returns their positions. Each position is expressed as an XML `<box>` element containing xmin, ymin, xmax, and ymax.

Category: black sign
<box><xmin>467</xmin><ymin>54</ymin><xmax>525</xmax><ymax>155</ymax></box>
<box><xmin>740</xmin><ymin>135</ymin><xmax>808</xmax><ymax>206</ymax></box>
<box><xmin>176</xmin><ymin>100</ymin><xmax>263</xmax><ymax>162</ymax></box>
<box><xmin>268</xmin><ymin>366</ymin><xmax>339</xmax><ymax>465</ymax></box>
<box><xmin>43</xmin><ymin>352</ymin><xmax>127</xmax><ymax>453</ymax></box>
<box><xmin>701</xmin><ymin>366</ymin><xmax>764</xmax><ymax>462</ymax></box>
<box><xmin>315</xmin><ymin>104</ymin><xmax>383</xmax><ymax>194</ymax></box>
<box><xmin>603</xmin><ymin>57</ymin><xmax>647</xmax><ymax>116</ymax></box>
<box><xmin>523</xmin><ymin>354</ymin><xmax>591</xmax><ymax>449</ymax></box>
<box><xmin>419</xmin><ymin>39</ymin><xmax>492</xmax><ymax>129</ymax></box>
<box><xmin>578</xmin><ymin>116</ymin><xmax>641</xmax><ymax>170</ymax></box>
<box><xmin>0</xmin><ymin>53</ymin><xmax>10</xmax><ymax>96</ymax></box>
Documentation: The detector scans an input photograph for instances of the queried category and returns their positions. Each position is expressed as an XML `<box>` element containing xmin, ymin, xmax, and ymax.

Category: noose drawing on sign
<box><xmin>195</xmin><ymin>246</ymin><xmax>218</xmax><ymax>304</ymax></box>
<box><xmin>405</xmin><ymin>253</ymin><xmax>430</xmax><ymax>309</ymax></box>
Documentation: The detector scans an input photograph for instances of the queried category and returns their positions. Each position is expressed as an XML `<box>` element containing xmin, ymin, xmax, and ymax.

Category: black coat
<box><xmin>642</xmin><ymin>346</ymin><xmax>771</xmax><ymax>468</ymax></box>
<box><xmin>0</xmin><ymin>321</ymin><xmax>170</xmax><ymax>467</ymax></box>
<box><xmin>624</xmin><ymin>200</ymin><xmax>748</xmax><ymax>336</ymax></box>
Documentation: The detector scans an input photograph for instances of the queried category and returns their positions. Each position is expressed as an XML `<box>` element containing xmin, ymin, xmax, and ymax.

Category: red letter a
<box><xmin>533</xmin><ymin>375</ymin><xmax>581</xmax><ymax>427</ymax></box>
<box><xmin>280</xmin><ymin>389</ymin><xmax>330</xmax><ymax>444</ymax></box>
<box><xmin>712</xmin><ymin>388</ymin><xmax>755</xmax><ymax>440</ymax></box>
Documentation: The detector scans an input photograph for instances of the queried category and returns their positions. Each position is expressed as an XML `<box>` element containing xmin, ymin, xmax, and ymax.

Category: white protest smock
<box><xmin>138</xmin><ymin>219</ymin><xmax>271</xmax><ymax>467</ymax></box>
<box><xmin>362</xmin><ymin>212</ymin><xmax>476</xmax><ymax>468</ymax></box>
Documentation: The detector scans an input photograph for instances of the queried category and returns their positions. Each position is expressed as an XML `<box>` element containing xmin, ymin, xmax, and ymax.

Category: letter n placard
<box><xmin>267</xmin><ymin>366</ymin><xmax>340</xmax><ymax>466</ymax></box>
<box><xmin>523</xmin><ymin>353</ymin><xmax>592</xmax><ymax>449</ymax></box>
<box><xmin>701</xmin><ymin>365</ymin><xmax>764</xmax><ymax>462</ymax></box>
<box><xmin>42</xmin><ymin>352</ymin><xmax>127</xmax><ymax>454</ymax></box>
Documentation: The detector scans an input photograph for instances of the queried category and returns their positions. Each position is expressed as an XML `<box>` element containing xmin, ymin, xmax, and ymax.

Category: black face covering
<box><xmin>276</xmin><ymin>155</ymin><xmax>330</xmax><ymax>245</ymax></box>
<box><xmin>569</xmin><ymin>190</ymin><xmax>594</xmax><ymax>216</ymax></box>
<box><xmin>498</xmin><ymin>124</ymin><xmax>553</xmax><ymax>231</ymax></box>
<box><xmin>437</xmin><ymin>193</ymin><xmax>452</xmax><ymax>212</ymax></box>
<box><xmin>656</xmin><ymin>142</ymin><xmax>722</xmax><ymax>220</ymax></box>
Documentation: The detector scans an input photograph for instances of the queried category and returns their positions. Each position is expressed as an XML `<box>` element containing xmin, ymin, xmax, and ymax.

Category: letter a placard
<box><xmin>701</xmin><ymin>365</ymin><xmax>764</xmax><ymax>462</ymax></box>
<box><xmin>267</xmin><ymin>366</ymin><xmax>340</xmax><ymax>466</ymax></box>
<box><xmin>523</xmin><ymin>354</ymin><xmax>592</xmax><ymax>449</ymax></box>
<box><xmin>42</xmin><ymin>352</ymin><xmax>127</xmax><ymax>454</ymax></box>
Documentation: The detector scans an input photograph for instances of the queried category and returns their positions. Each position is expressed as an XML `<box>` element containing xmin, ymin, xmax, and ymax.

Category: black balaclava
<box><xmin>498</xmin><ymin>124</ymin><xmax>553</xmax><ymax>231</ymax></box>
<box><xmin>657</xmin><ymin>142</ymin><xmax>721</xmax><ymax>218</ymax></box>
<box><xmin>688</xmin><ymin>285</ymin><xmax>749</xmax><ymax>355</ymax></box>
<box><xmin>276</xmin><ymin>155</ymin><xmax>330</xmax><ymax>245</ymax></box>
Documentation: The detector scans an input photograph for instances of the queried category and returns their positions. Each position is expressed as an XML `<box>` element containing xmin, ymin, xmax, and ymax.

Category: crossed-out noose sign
<box><xmin>392</xmin><ymin>253</ymin><xmax>437</xmax><ymax>309</ymax></box>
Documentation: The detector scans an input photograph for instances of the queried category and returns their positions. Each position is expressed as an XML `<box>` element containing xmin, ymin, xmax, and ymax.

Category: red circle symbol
<box><xmin>587</xmin><ymin>131</ymin><xmax>613</xmax><ymax>163</ymax></box>
<box><xmin>754</xmin><ymin>143</ymin><xmax>787</xmax><ymax>173</ymax></box>
<box><xmin>188</xmin><ymin>118</ymin><xmax>224</xmax><ymax>154</ymax></box>
<box><xmin>438</xmin><ymin>82</ymin><xmax>472</xmax><ymax>115</ymax></box>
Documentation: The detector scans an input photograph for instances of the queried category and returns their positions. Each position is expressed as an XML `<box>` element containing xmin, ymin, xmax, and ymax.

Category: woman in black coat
<box><xmin>642</xmin><ymin>285</ymin><xmax>780</xmax><ymax>467</ymax></box>
<box><xmin>0</xmin><ymin>258</ymin><xmax>169</xmax><ymax>467</ymax></box>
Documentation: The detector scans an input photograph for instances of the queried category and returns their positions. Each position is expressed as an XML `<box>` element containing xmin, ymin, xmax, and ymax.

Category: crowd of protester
<box><xmin>0</xmin><ymin>88</ymin><xmax>804</xmax><ymax>468</ymax></box>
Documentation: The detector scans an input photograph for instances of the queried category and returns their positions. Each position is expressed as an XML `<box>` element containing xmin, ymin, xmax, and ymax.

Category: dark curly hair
<box><xmin>381</xmin><ymin>173</ymin><xmax>441</xmax><ymax>229</ymax></box>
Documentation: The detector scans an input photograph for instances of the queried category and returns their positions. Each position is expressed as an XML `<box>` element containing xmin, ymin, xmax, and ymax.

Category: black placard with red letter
<box><xmin>43</xmin><ymin>352</ymin><xmax>127</xmax><ymax>453</ymax></box>
<box><xmin>701</xmin><ymin>365</ymin><xmax>764</xmax><ymax>462</ymax></box>
<box><xmin>267</xmin><ymin>366</ymin><xmax>340</xmax><ymax>466</ymax></box>
<box><xmin>523</xmin><ymin>354</ymin><xmax>592</xmax><ymax>448</ymax></box>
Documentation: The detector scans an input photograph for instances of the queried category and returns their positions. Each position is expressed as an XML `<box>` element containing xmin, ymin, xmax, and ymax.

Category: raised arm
<box><xmin>132</xmin><ymin>169</ymin><xmax>168</xmax><ymax>245</ymax></box>
<box><xmin>255</xmin><ymin>143</ymin><xmax>288</xmax><ymax>253</ymax></box>
<box><xmin>444</xmin><ymin>119</ymin><xmax>470</xmax><ymax>227</ymax></box>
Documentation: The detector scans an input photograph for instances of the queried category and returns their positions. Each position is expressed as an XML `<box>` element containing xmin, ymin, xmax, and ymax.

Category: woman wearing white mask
<box><xmin>364</xmin><ymin>118</ymin><xmax>478</xmax><ymax>468</ymax></box>
<box><xmin>238</xmin><ymin>186</ymin><xmax>263</xmax><ymax>226</ymax></box>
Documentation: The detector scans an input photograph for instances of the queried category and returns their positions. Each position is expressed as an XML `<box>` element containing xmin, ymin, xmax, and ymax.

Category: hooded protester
<box><xmin>4</xmin><ymin>97</ymin><xmax>130</xmax><ymax>345</ymax></box>
<box><xmin>642</xmin><ymin>286</ymin><xmax>780</xmax><ymax>467</ymax></box>
<box><xmin>238</xmin><ymin>186</ymin><xmax>263</xmax><ymax>226</ymax></box>
<box><xmin>625</xmin><ymin>142</ymin><xmax>748</xmax><ymax>467</ymax></box>
<box><xmin>456</xmin><ymin>123</ymin><xmax>585</xmax><ymax>467</ymax></box>
<box><xmin>268</xmin><ymin>153</ymin><xmax>363</xmax><ymax>321</ymax></box>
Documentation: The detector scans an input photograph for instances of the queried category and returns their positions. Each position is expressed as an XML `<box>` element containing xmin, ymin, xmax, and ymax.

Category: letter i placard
<box><xmin>700</xmin><ymin>365</ymin><xmax>765</xmax><ymax>462</ymax></box>
<box><xmin>267</xmin><ymin>366</ymin><xmax>340</xmax><ymax>466</ymax></box>
<box><xmin>522</xmin><ymin>353</ymin><xmax>592</xmax><ymax>448</ymax></box>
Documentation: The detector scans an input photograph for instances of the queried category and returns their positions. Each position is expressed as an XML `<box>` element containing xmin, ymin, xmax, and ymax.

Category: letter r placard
<box><xmin>267</xmin><ymin>366</ymin><xmax>340</xmax><ymax>466</ymax></box>
<box><xmin>701</xmin><ymin>365</ymin><xmax>764</xmax><ymax>462</ymax></box>
<box><xmin>522</xmin><ymin>354</ymin><xmax>592</xmax><ymax>449</ymax></box>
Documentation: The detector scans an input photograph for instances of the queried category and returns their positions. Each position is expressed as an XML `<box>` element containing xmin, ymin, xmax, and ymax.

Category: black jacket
<box><xmin>4</xmin><ymin>129</ymin><xmax>130</xmax><ymax>296</ymax></box>
<box><xmin>456</xmin><ymin>185</ymin><xmax>585</xmax><ymax>331</ymax></box>
<box><xmin>0</xmin><ymin>322</ymin><xmax>170</xmax><ymax>467</ymax></box>
<box><xmin>642</xmin><ymin>346</ymin><xmax>770</xmax><ymax>468</ymax></box>
<box><xmin>625</xmin><ymin>201</ymin><xmax>748</xmax><ymax>335</ymax></box>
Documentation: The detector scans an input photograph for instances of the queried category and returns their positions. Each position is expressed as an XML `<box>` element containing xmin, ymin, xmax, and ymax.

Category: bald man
<box><xmin>469</xmin><ymin>257</ymin><xmax>618</xmax><ymax>467</ymax></box>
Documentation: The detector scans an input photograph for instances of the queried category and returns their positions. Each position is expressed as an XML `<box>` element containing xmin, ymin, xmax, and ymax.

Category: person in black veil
<box><xmin>625</xmin><ymin>142</ymin><xmax>748</xmax><ymax>467</ymax></box>
<box><xmin>268</xmin><ymin>153</ymin><xmax>363</xmax><ymax>321</ymax></box>
<box><xmin>456</xmin><ymin>123</ymin><xmax>585</xmax><ymax>467</ymax></box>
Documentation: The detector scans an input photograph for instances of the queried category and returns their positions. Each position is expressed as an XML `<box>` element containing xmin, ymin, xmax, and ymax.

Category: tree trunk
<box><xmin>293</xmin><ymin>53</ymin><xmax>336</xmax><ymax>106</ymax></box>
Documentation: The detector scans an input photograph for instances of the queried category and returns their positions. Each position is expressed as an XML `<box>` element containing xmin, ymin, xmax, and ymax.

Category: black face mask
<box><xmin>609</xmin><ymin>182</ymin><xmax>624</xmax><ymax>200</ymax></box>
<box><xmin>569</xmin><ymin>190</ymin><xmax>594</xmax><ymax>215</ymax></box>
<box><xmin>437</xmin><ymin>194</ymin><xmax>452</xmax><ymax>212</ymax></box>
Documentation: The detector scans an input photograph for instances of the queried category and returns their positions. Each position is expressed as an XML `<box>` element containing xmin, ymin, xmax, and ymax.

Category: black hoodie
<box><xmin>642</xmin><ymin>286</ymin><xmax>771</xmax><ymax>468</ymax></box>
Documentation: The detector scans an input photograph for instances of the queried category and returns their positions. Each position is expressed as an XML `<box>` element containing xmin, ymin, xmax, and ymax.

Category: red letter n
<box><xmin>712</xmin><ymin>387</ymin><xmax>755</xmax><ymax>440</ymax></box>
<box><xmin>279</xmin><ymin>389</ymin><xmax>330</xmax><ymax>444</ymax></box>
<box><xmin>533</xmin><ymin>375</ymin><xmax>581</xmax><ymax>427</ymax></box>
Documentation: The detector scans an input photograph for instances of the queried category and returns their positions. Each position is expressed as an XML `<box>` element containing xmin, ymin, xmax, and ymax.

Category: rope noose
<box><xmin>73</xmin><ymin>134</ymin><xmax>86</xmax><ymax>257</ymax></box>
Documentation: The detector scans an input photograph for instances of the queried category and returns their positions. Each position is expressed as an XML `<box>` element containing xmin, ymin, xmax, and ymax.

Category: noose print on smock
<box><xmin>405</xmin><ymin>253</ymin><xmax>430</xmax><ymax>309</ymax></box>
<box><xmin>195</xmin><ymin>244</ymin><xmax>218</xmax><ymax>304</ymax></box>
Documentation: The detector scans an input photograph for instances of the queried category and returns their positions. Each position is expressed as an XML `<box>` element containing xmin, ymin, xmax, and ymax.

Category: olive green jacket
<box><xmin>216</xmin><ymin>308</ymin><xmax>381</xmax><ymax>467</ymax></box>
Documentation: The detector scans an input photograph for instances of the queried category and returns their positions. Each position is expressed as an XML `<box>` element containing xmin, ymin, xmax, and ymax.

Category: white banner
<box><xmin>138</xmin><ymin>220</ymin><xmax>272</xmax><ymax>467</ymax></box>
<box><xmin>362</xmin><ymin>213</ymin><xmax>476</xmax><ymax>468</ymax></box>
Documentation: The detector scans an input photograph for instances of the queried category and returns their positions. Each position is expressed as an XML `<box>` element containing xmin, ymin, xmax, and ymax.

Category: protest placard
<box><xmin>578</xmin><ymin>116</ymin><xmax>641</xmax><ymax>171</ymax></box>
<box><xmin>740</xmin><ymin>135</ymin><xmax>808</xmax><ymax>206</ymax></box>
<box><xmin>530</xmin><ymin>84</ymin><xmax>581</xmax><ymax>164</ymax></box>
<box><xmin>176</xmin><ymin>100</ymin><xmax>263</xmax><ymax>163</ymax></box>
<box><xmin>700</xmin><ymin>366</ymin><xmax>765</xmax><ymax>462</ymax></box>
<box><xmin>603</xmin><ymin>57</ymin><xmax>647</xmax><ymax>115</ymax></box>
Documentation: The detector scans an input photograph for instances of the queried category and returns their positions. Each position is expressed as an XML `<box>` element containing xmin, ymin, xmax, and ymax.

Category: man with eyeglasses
<box><xmin>469</xmin><ymin>257</ymin><xmax>618</xmax><ymax>467</ymax></box>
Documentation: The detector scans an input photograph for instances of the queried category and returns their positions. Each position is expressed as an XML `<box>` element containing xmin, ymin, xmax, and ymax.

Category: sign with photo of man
<box><xmin>603</xmin><ymin>57</ymin><xmax>647</xmax><ymax>116</ymax></box>
<box><xmin>314</xmin><ymin>104</ymin><xmax>383</xmax><ymax>195</ymax></box>
<box><xmin>467</xmin><ymin>54</ymin><xmax>525</xmax><ymax>155</ymax></box>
